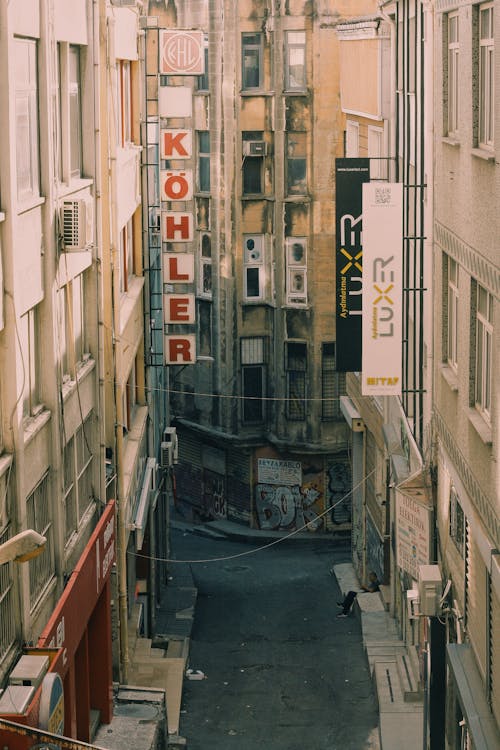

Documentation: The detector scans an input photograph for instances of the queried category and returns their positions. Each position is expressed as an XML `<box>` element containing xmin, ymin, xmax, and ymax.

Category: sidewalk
<box><xmin>334</xmin><ymin>563</ymin><xmax>424</xmax><ymax>750</ymax></box>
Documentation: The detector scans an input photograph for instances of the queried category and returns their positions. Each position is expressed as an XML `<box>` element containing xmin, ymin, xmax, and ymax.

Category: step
<box><xmin>373</xmin><ymin>661</ymin><xmax>423</xmax><ymax>713</ymax></box>
<box><xmin>396</xmin><ymin>653</ymin><xmax>423</xmax><ymax>702</ymax></box>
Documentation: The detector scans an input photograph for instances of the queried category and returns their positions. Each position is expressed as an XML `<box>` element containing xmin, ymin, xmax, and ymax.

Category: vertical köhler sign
<box><xmin>361</xmin><ymin>183</ymin><xmax>403</xmax><ymax>396</ymax></box>
<box><xmin>335</xmin><ymin>159</ymin><xmax>370</xmax><ymax>371</ymax></box>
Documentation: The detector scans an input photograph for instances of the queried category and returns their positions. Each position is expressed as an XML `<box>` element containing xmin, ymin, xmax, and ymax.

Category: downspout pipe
<box><xmin>106</xmin><ymin>9</ymin><xmax>129</xmax><ymax>685</ymax></box>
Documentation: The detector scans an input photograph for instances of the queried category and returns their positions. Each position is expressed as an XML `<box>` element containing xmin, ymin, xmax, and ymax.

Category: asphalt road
<box><xmin>172</xmin><ymin>528</ymin><xmax>379</xmax><ymax>750</ymax></box>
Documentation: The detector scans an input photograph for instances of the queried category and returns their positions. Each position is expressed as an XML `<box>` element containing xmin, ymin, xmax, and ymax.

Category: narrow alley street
<box><xmin>170</xmin><ymin>528</ymin><xmax>379</xmax><ymax>750</ymax></box>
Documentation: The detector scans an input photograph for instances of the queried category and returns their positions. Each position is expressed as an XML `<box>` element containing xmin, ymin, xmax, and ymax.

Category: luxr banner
<box><xmin>361</xmin><ymin>182</ymin><xmax>403</xmax><ymax>396</ymax></box>
<box><xmin>335</xmin><ymin>159</ymin><xmax>370</xmax><ymax>372</ymax></box>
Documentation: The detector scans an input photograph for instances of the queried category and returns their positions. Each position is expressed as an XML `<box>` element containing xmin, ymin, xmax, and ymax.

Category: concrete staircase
<box><xmin>333</xmin><ymin>564</ymin><xmax>424</xmax><ymax>750</ymax></box>
<box><xmin>126</xmin><ymin>607</ymin><xmax>191</xmax><ymax>745</ymax></box>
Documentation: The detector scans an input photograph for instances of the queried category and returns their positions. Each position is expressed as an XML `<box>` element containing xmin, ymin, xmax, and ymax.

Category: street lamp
<box><xmin>0</xmin><ymin>529</ymin><xmax>47</xmax><ymax>564</ymax></box>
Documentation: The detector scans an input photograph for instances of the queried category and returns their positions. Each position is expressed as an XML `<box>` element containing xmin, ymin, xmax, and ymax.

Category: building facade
<box><xmin>0</xmin><ymin>0</ymin><xmax>162</xmax><ymax>741</ymax></box>
<box><xmin>433</xmin><ymin>1</ymin><xmax>500</xmax><ymax>747</ymax></box>
<box><xmin>148</xmin><ymin>0</ymin><xmax>380</xmax><ymax>537</ymax></box>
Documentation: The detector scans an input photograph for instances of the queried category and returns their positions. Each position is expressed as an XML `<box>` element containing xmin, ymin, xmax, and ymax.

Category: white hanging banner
<box><xmin>361</xmin><ymin>183</ymin><xmax>403</xmax><ymax>396</ymax></box>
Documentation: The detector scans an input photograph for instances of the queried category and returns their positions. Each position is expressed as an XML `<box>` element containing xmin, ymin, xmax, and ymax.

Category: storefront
<box><xmin>0</xmin><ymin>500</ymin><xmax>116</xmax><ymax>746</ymax></box>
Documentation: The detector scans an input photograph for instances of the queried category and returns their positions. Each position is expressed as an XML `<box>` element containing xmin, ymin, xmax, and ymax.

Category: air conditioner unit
<box><xmin>60</xmin><ymin>198</ymin><xmax>93</xmax><ymax>251</ymax></box>
<box><xmin>162</xmin><ymin>427</ymin><xmax>179</xmax><ymax>464</ymax></box>
<box><xmin>244</xmin><ymin>235</ymin><xmax>264</xmax><ymax>264</ymax></box>
<box><xmin>160</xmin><ymin>442</ymin><xmax>173</xmax><ymax>468</ymax></box>
<box><xmin>406</xmin><ymin>589</ymin><xmax>420</xmax><ymax>620</ymax></box>
<box><xmin>418</xmin><ymin>564</ymin><xmax>442</xmax><ymax>617</ymax></box>
<box><xmin>9</xmin><ymin>655</ymin><xmax>49</xmax><ymax>690</ymax></box>
<box><xmin>243</xmin><ymin>140</ymin><xmax>267</xmax><ymax>157</ymax></box>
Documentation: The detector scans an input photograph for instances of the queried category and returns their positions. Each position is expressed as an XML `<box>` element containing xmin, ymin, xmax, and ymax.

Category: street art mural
<box><xmin>203</xmin><ymin>469</ymin><xmax>227</xmax><ymax>519</ymax></box>
<box><xmin>255</xmin><ymin>458</ymin><xmax>324</xmax><ymax>531</ymax></box>
<box><xmin>327</xmin><ymin>462</ymin><xmax>352</xmax><ymax>525</ymax></box>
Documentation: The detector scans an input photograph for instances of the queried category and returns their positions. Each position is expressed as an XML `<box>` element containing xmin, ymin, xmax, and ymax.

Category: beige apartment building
<box><xmin>146</xmin><ymin>0</ymin><xmax>378</xmax><ymax>536</ymax></box>
<box><xmin>0</xmin><ymin>0</ymin><xmax>154</xmax><ymax>741</ymax></box>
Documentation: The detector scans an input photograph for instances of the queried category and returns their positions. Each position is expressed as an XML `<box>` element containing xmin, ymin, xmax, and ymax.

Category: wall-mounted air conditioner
<box><xmin>418</xmin><ymin>564</ymin><xmax>442</xmax><ymax>617</ymax></box>
<box><xmin>406</xmin><ymin>589</ymin><xmax>420</xmax><ymax>620</ymax></box>
<box><xmin>162</xmin><ymin>426</ymin><xmax>178</xmax><ymax>465</ymax></box>
<box><xmin>243</xmin><ymin>140</ymin><xmax>267</xmax><ymax>157</ymax></box>
<box><xmin>60</xmin><ymin>198</ymin><xmax>93</xmax><ymax>251</ymax></box>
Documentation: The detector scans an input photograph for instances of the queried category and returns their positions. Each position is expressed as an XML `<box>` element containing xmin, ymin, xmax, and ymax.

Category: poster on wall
<box><xmin>361</xmin><ymin>182</ymin><xmax>403</xmax><ymax>395</ymax></box>
<box><xmin>395</xmin><ymin>488</ymin><xmax>432</xmax><ymax>581</ymax></box>
<box><xmin>335</xmin><ymin>158</ymin><xmax>370</xmax><ymax>371</ymax></box>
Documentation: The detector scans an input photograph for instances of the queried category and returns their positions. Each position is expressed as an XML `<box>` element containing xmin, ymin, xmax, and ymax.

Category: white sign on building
<box><xmin>395</xmin><ymin>489</ymin><xmax>431</xmax><ymax>581</ymax></box>
<box><xmin>361</xmin><ymin>183</ymin><xmax>403</xmax><ymax>396</ymax></box>
<box><xmin>257</xmin><ymin>458</ymin><xmax>302</xmax><ymax>486</ymax></box>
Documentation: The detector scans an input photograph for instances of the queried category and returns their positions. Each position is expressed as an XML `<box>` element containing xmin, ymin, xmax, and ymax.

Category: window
<box><xmin>197</xmin><ymin>36</ymin><xmax>209</xmax><ymax>91</ymax></box>
<box><xmin>63</xmin><ymin>436</ymin><xmax>77</xmax><ymax>542</ymax></box>
<box><xmin>368</xmin><ymin>126</ymin><xmax>386</xmax><ymax>180</ymax></box>
<box><xmin>241</xmin><ymin>338</ymin><xmax>266</xmax><ymax>423</ymax></box>
<box><xmin>243</xmin><ymin>234</ymin><xmax>264</xmax><ymax>301</ymax></box>
<box><xmin>346</xmin><ymin>120</ymin><xmax>359</xmax><ymax>157</ymax></box>
<box><xmin>242</xmin><ymin>33</ymin><xmax>262</xmax><ymax>90</ymax></box>
<box><xmin>285</xmin><ymin>238</ymin><xmax>307</xmax><ymax>306</ymax></box>
<box><xmin>198</xmin><ymin>300</ymin><xmax>212</xmax><ymax>357</ymax></box>
<box><xmin>63</xmin><ymin>418</ymin><xmax>94</xmax><ymax>545</ymax></box>
<box><xmin>119</xmin><ymin>219</ymin><xmax>134</xmax><ymax>293</ymax></box>
<box><xmin>199</xmin><ymin>232</ymin><xmax>212</xmax><ymax>297</ymax></box>
<box><xmin>20</xmin><ymin>307</ymin><xmax>41</xmax><ymax>418</ymax></box>
<box><xmin>478</xmin><ymin>3</ymin><xmax>494</xmax><ymax>147</ymax></box>
<box><xmin>286</xmin><ymin>342</ymin><xmax>307</xmax><ymax>420</ymax></box>
<box><xmin>322</xmin><ymin>343</ymin><xmax>345</xmax><ymax>420</ymax></box>
<box><xmin>449</xmin><ymin>486</ymin><xmax>465</xmax><ymax>558</ymax></box>
<box><xmin>27</xmin><ymin>473</ymin><xmax>53</xmax><ymax>608</ymax></box>
<box><xmin>447</xmin><ymin>13</ymin><xmax>460</xmax><ymax>137</ymax></box>
<box><xmin>286</xmin><ymin>132</ymin><xmax>307</xmax><ymax>195</ymax></box>
<box><xmin>60</xmin><ymin>273</ymin><xmax>86</xmax><ymax>379</ymax></box>
<box><xmin>197</xmin><ymin>131</ymin><xmax>210</xmax><ymax>192</ymax></box>
<box><xmin>58</xmin><ymin>44</ymin><xmax>83</xmax><ymax>180</ymax></box>
<box><xmin>117</xmin><ymin>60</ymin><xmax>132</xmax><ymax>146</ymax></box>
<box><xmin>0</xmin><ymin>524</ymin><xmax>16</xmax><ymax>665</ymax></box>
<box><xmin>285</xmin><ymin>31</ymin><xmax>306</xmax><ymax>91</ymax></box>
<box><xmin>447</xmin><ymin>257</ymin><xmax>459</xmax><ymax>370</ymax></box>
<box><xmin>243</xmin><ymin>158</ymin><xmax>263</xmax><ymax>194</ymax></box>
<box><xmin>15</xmin><ymin>38</ymin><xmax>39</xmax><ymax>201</ymax></box>
<box><xmin>474</xmin><ymin>282</ymin><xmax>492</xmax><ymax>417</ymax></box>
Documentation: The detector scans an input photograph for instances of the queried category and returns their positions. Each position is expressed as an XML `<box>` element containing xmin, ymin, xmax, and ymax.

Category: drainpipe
<box><xmin>106</xmin><ymin>10</ymin><xmax>129</xmax><ymax>685</ymax></box>
<box><xmin>378</xmin><ymin>0</ymin><xmax>397</xmax><ymax>181</ymax></box>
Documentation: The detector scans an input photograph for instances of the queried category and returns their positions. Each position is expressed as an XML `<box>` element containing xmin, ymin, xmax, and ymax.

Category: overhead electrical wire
<box><xmin>130</xmin><ymin>468</ymin><xmax>375</xmax><ymax>565</ymax></box>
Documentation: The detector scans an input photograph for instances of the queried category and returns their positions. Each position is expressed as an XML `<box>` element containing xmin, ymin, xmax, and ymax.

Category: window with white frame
<box><xmin>478</xmin><ymin>2</ymin><xmax>494</xmax><ymax>148</ymax></box>
<box><xmin>286</xmin><ymin>132</ymin><xmax>307</xmax><ymax>195</ymax></box>
<box><xmin>473</xmin><ymin>281</ymin><xmax>492</xmax><ymax>418</ymax></box>
<box><xmin>368</xmin><ymin>126</ymin><xmax>386</xmax><ymax>180</ymax></box>
<box><xmin>243</xmin><ymin>234</ymin><xmax>264</xmax><ymax>301</ymax></box>
<box><xmin>0</xmin><ymin>524</ymin><xmax>16</xmax><ymax>664</ymax></box>
<box><xmin>285</xmin><ymin>237</ymin><xmax>307</xmax><ymax>306</ymax></box>
<box><xmin>27</xmin><ymin>473</ymin><xmax>53</xmax><ymax>609</ymax></box>
<box><xmin>447</xmin><ymin>12</ymin><xmax>460</xmax><ymax>137</ymax></box>
<box><xmin>447</xmin><ymin>256</ymin><xmax>459</xmax><ymax>370</ymax></box>
<box><xmin>119</xmin><ymin>219</ymin><xmax>134</xmax><ymax>294</ymax></box>
<box><xmin>62</xmin><ymin>415</ymin><xmax>95</xmax><ymax>541</ymax></box>
<box><xmin>197</xmin><ymin>131</ymin><xmax>210</xmax><ymax>192</ymax></box>
<box><xmin>322</xmin><ymin>343</ymin><xmax>345</xmax><ymax>420</ymax></box>
<box><xmin>285</xmin><ymin>31</ymin><xmax>306</xmax><ymax>91</ymax></box>
<box><xmin>242</xmin><ymin>132</ymin><xmax>265</xmax><ymax>194</ymax></box>
<box><xmin>15</xmin><ymin>38</ymin><xmax>40</xmax><ymax>202</ymax></box>
<box><xmin>197</xmin><ymin>35</ymin><xmax>209</xmax><ymax>91</ymax></box>
<box><xmin>345</xmin><ymin>120</ymin><xmax>359</xmax><ymax>157</ymax></box>
<box><xmin>60</xmin><ymin>273</ymin><xmax>86</xmax><ymax>380</ymax></box>
<box><xmin>20</xmin><ymin>306</ymin><xmax>41</xmax><ymax>418</ymax></box>
<box><xmin>76</xmin><ymin>415</ymin><xmax>94</xmax><ymax>520</ymax></box>
<box><xmin>449</xmin><ymin>486</ymin><xmax>465</xmax><ymax>558</ymax></box>
<box><xmin>242</xmin><ymin>33</ymin><xmax>263</xmax><ymax>90</ymax></box>
<box><xmin>199</xmin><ymin>232</ymin><xmax>212</xmax><ymax>297</ymax></box>
<box><xmin>58</xmin><ymin>43</ymin><xmax>83</xmax><ymax>181</ymax></box>
<box><xmin>286</xmin><ymin>342</ymin><xmax>307</xmax><ymax>421</ymax></box>
<box><xmin>117</xmin><ymin>60</ymin><xmax>132</xmax><ymax>146</ymax></box>
<box><xmin>241</xmin><ymin>337</ymin><xmax>266</xmax><ymax>423</ymax></box>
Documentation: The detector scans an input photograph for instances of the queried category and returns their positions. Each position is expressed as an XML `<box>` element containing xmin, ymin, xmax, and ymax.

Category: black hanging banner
<box><xmin>335</xmin><ymin>158</ymin><xmax>370</xmax><ymax>372</ymax></box>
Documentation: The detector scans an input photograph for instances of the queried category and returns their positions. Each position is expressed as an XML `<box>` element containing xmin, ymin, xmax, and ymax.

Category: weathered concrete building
<box><xmin>148</xmin><ymin>0</ymin><xmax>378</xmax><ymax>535</ymax></box>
